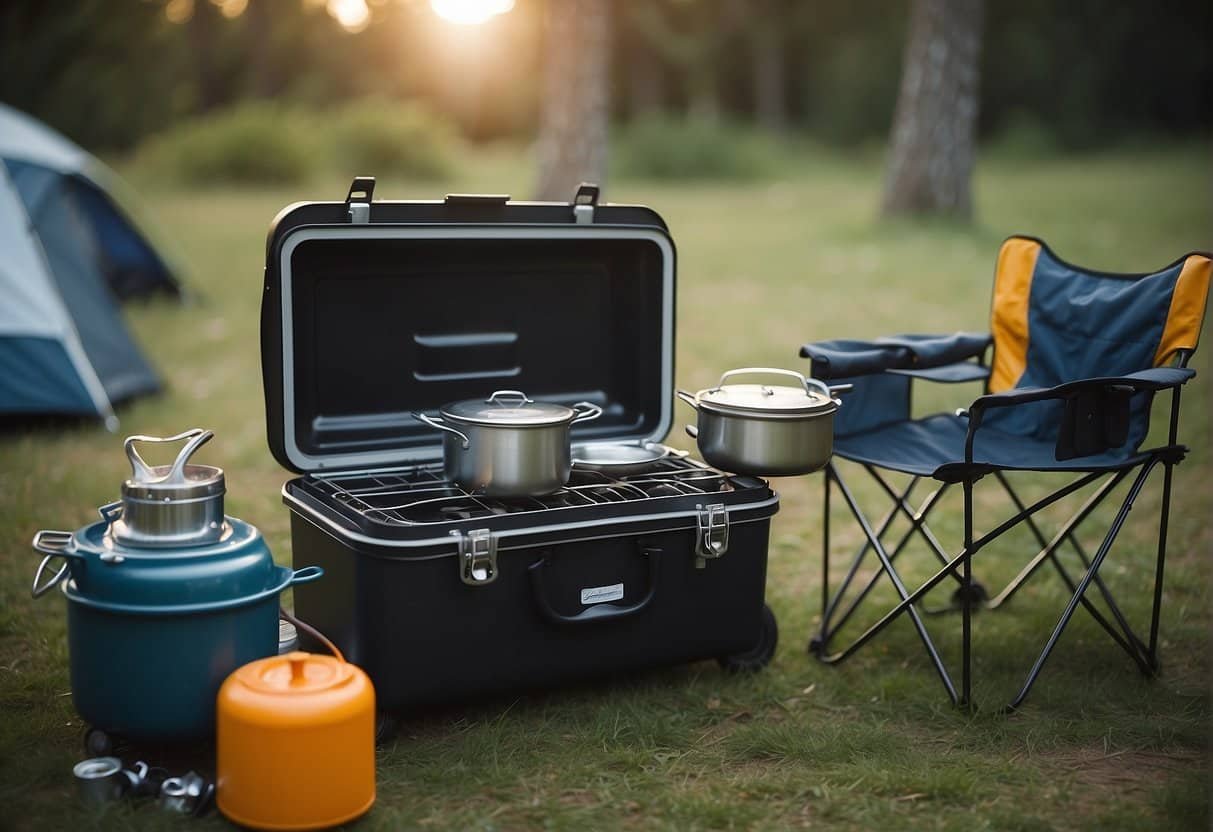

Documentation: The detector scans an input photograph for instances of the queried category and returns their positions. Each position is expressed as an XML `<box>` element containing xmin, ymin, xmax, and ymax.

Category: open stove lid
<box><xmin>262</xmin><ymin>180</ymin><xmax>676</xmax><ymax>473</ymax></box>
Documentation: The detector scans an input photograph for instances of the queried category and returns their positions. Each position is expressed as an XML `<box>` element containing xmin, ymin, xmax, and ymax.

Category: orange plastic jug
<box><xmin>216</xmin><ymin>650</ymin><xmax>375</xmax><ymax>830</ymax></box>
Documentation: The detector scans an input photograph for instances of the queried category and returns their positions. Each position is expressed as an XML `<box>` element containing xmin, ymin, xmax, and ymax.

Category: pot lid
<box><xmin>59</xmin><ymin>518</ymin><xmax>282</xmax><ymax>608</ymax></box>
<box><xmin>230</xmin><ymin>652</ymin><xmax>365</xmax><ymax>697</ymax></box>
<box><xmin>442</xmin><ymin>390</ymin><xmax>578</xmax><ymax>427</ymax></box>
<box><xmin>694</xmin><ymin>368</ymin><xmax>837</xmax><ymax>417</ymax></box>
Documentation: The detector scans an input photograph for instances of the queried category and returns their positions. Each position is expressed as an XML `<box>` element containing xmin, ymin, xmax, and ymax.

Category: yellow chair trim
<box><xmin>989</xmin><ymin>238</ymin><xmax>1041</xmax><ymax>392</ymax></box>
<box><xmin>1154</xmin><ymin>254</ymin><xmax>1211</xmax><ymax>366</ymax></box>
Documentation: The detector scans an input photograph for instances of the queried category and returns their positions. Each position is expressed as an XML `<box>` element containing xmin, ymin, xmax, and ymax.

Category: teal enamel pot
<box><xmin>32</xmin><ymin>514</ymin><xmax>323</xmax><ymax>743</ymax></box>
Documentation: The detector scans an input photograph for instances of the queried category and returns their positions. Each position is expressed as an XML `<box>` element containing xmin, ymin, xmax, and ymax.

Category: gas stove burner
<box><xmin>297</xmin><ymin>455</ymin><xmax>746</xmax><ymax>530</ymax></box>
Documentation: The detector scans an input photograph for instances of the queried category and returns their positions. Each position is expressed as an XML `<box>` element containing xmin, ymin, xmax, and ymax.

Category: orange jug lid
<box><xmin>234</xmin><ymin>651</ymin><xmax>359</xmax><ymax>695</ymax></box>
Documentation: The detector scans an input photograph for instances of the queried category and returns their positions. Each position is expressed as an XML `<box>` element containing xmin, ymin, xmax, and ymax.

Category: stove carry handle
<box><xmin>528</xmin><ymin>546</ymin><xmax>660</xmax><ymax>626</ymax></box>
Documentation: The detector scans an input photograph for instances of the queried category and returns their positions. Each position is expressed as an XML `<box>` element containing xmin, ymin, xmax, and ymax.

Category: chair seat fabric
<box><xmin>834</xmin><ymin>413</ymin><xmax>1149</xmax><ymax>478</ymax></box>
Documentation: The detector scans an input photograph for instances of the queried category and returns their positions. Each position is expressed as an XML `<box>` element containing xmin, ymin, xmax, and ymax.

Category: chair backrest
<box><xmin>987</xmin><ymin>236</ymin><xmax>1211</xmax><ymax>444</ymax></box>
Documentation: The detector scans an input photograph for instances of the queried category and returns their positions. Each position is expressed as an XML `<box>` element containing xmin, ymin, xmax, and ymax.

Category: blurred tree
<box><xmin>630</xmin><ymin>0</ymin><xmax>745</xmax><ymax>122</ymax></box>
<box><xmin>190</xmin><ymin>0</ymin><xmax>223</xmax><ymax>111</ymax></box>
<box><xmin>534</xmin><ymin>0</ymin><xmax>609</xmax><ymax>200</ymax></box>
<box><xmin>741</xmin><ymin>0</ymin><xmax>790</xmax><ymax>132</ymax></box>
<box><xmin>882</xmin><ymin>0</ymin><xmax>984</xmax><ymax>219</ymax></box>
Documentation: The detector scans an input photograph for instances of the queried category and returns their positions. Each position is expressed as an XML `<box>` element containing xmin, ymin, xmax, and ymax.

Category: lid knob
<box><xmin>288</xmin><ymin>652</ymin><xmax>309</xmax><ymax>686</ymax></box>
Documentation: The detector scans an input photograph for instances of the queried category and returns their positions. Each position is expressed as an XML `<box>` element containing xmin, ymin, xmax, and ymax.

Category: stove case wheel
<box><xmin>717</xmin><ymin>604</ymin><xmax>778</xmax><ymax>673</ymax></box>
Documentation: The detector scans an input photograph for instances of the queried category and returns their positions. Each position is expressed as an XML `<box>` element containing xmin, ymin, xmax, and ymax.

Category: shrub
<box><xmin>614</xmin><ymin>117</ymin><xmax>782</xmax><ymax>181</ymax></box>
<box><xmin>984</xmin><ymin>112</ymin><xmax>1063</xmax><ymax>159</ymax></box>
<box><xmin>327</xmin><ymin>99</ymin><xmax>458</xmax><ymax>180</ymax></box>
<box><xmin>133</xmin><ymin>104</ymin><xmax>316</xmax><ymax>185</ymax></box>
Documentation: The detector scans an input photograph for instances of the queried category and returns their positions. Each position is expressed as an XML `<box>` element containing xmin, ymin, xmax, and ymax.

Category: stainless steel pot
<box><xmin>677</xmin><ymin>368</ymin><xmax>846</xmax><ymax>477</ymax></box>
<box><xmin>414</xmin><ymin>390</ymin><xmax>604</xmax><ymax>496</ymax></box>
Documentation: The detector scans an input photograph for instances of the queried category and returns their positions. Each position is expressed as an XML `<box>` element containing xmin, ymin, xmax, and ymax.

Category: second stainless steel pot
<box><xmin>414</xmin><ymin>390</ymin><xmax>603</xmax><ymax>496</ymax></box>
<box><xmin>677</xmin><ymin>368</ymin><xmax>845</xmax><ymax>477</ymax></box>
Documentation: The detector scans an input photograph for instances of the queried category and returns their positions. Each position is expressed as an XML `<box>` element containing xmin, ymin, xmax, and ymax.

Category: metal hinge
<box><xmin>573</xmin><ymin>182</ymin><xmax>599</xmax><ymax>225</ymax></box>
<box><xmin>346</xmin><ymin>176</ymin><xmax>374</xmax><ymax>224</ymax></box>
<box><xmin>695</xmin><ymin>503</ymin><xmax>730</xmax><ymax>568</ymax></box>
<box><xmin>455</xmin><ymin>528</ymin><xmax>498</xmax><ymax>586</ymax></box>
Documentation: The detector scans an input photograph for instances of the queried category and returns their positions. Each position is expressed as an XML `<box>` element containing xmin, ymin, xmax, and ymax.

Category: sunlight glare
<box><xmin>430</xmin><ymin>0</ymin><xmax>514</xmax><ymax>26</ymax></box>
<box><xmin>328</xmin><ymin>0</ymin><xmax>371</xmax><ymax>33</ymax></box>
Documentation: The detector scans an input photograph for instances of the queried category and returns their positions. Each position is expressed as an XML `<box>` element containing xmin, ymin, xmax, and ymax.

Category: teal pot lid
<box><xmin>62</xmin><ymin>518</ymin><xmax>280</xmax><ymax>608</ymax></box>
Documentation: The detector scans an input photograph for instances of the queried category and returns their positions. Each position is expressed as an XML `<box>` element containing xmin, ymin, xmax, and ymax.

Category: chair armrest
<box><xmin>801</xmin><ymin>332</ymin><xmax>990</xmax><ymax>380</ymax></box>
<box><xmin>968</xmin><ymin>367</ymin><xmax>1196</xmax><ymax>416</ymax></box>
<box><xmin>964</xmin><ymin>367</ymin><xmax>1196</xmax><ymax>463</ymax></box>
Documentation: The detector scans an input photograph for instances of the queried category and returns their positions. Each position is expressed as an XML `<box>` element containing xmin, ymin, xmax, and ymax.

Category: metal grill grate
<box><xmin>297</xmin><ymin>454</ymin><xmax>736</xmax><ymax>527</ymax></box>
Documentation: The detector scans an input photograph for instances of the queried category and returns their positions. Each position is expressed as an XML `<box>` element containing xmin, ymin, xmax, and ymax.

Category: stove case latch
<box><xmin>345</xmin><ymin>176</ymin><xmax>374</xmax><ymax>224</ymax></box>
<box><xmin>455</xmin><ymin>528</ymin><xmax>498</xmax><ymax>586</ymax></box>
<box><xmin>695</xmin><ymin>503</ymin><xmax>730</xmax><ymax>568</ymax></box>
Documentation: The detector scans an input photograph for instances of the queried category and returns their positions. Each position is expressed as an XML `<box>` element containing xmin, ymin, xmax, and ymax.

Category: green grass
<box><xmin>1</xmin><ymin>143</ymin><xmax>1210</xmax><ymax>831</ymax></box>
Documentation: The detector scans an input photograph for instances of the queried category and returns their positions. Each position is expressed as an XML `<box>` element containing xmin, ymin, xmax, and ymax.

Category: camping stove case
<box><xmin>262</xmin><ymin>179</ymin><xmax>779</xmax><ymax>711</ymax></box>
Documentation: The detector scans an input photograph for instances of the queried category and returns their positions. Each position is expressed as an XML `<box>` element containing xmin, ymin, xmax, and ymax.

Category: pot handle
<box><xmin>289</xmin><ymin>566</ymin><xmax>325</xmax><ymax>585</ymax></box>
<box><xmin>675</xmin><ymin>390</ymin><xmax>700</xmax><ymax>410</ymax></box>
<box><xmin>528</xmin><ymin>547</ymin><xmax>660</xmax><ymax>626</ymax></box>
<box><xmin>486</xmin><ymin>390</ymin><xmax>533</xmax><ymax>406</ymax></box>
<box><xmin>97</xmin><ymin>500</ymin><xmax>123</xmax><ymax>527</ymax></box>
<box><xmin>714</xmin><ymin>367</ymin><xmax>809</xmax><ymax>391</ymax></box>
<box><xmin>570</xmin><ymin>402</ymin><xmax>604</xmax><ymax>424</ymax></box>
<box><xmin>412</xmin><ymin>412</ymin><xmax>470</xmax><ymax>449</ymax></box>
<box><xmin>685</xmin><ymin>424</ymin><xmax>699</xmax><ymax>439</ymax></box>
<box><xmin>31</xmin><ymin>530</ymin><xmax>81</xmax><ymax>599</ymax></box>
<box><xmin>124</xmin><ymin>428</ymin><xmax>213</xmax><ymax>485</ymax></box>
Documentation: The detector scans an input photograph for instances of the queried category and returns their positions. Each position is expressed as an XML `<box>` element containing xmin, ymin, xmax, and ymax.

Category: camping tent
<box><xmin>0</xmin><ymin>103</ymin><xmax>177</xmax><ymax>428</ymax></box>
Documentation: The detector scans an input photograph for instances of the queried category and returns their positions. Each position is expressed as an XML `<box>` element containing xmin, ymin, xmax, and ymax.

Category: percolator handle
<box><xmin>123</xmin><ymin>429</ymin><xmax>214</xmax><ymax>485</ymax></box>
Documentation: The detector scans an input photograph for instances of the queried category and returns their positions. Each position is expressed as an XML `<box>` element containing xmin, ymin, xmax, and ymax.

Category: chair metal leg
<box><xmin>1145</xmin><ymin>385</ymin><xmax>1184</xmax><ymax>672</ymax></box>
<box><xmin>829</xmin><ymin>467</ymin><xmax>960</xmax><ymax>703</ymax></box>
<box><xmin>817</xmin><ymin>465</ymin><xmax>1103</xmax><ymax>663</ymax></box>
<box><xmin>868</xmin><ymin>468</ymin><xmax>958</xmax><ymax>575</ymax></box>
<box><xmin>990</xmin><ymin>471</ymin><xmax>1153</xmax><ymax>675</ymax></box>
<box><xmin>1146</xmin><ymin>459</ymin><xmax>1174</xmax><ymax>673</ymax></box>
<box><xmin>819</xmin><ymin>471</ymin><xmax>921</xmax><ymax>642</ymax></box>
<box><xmin>1007</xmin><ymin>460</ymin><xmax>1159</xmax><ymax>710</ymax></box>
<box><xmin>814</xmin><ymin>463</ymin><xmax>832</xmax><ymax>653</ymax></box>
<box><xmin>961</xmin><ymin>477</ymin><xmax>974</xmax><ymax>707</ymax></box>
<box><xmin>985</xmin><ymin>470</ymin><xmax>1127</xmax><ymax>609</ymax></box>
<box><xmin>824</xmin><ymin>480</ymin><xmax>950</xmax><ymax>641</ymax></box>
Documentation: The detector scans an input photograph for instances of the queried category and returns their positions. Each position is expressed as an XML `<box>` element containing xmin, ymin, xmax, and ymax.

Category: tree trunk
<box><xmin>189</xmin><ymin>0</ymin><xmax>221</xmax><ymax>112</ymax></box>
<box><xmin>750</xmin><ymin>17</ymin><xmax>786</xmax><ymax>133</ymax></box>
<box><xmin>881</xmin><ymin>0</ymin><xmax>984</xmax><ymax>219</ymax></box>
<box><xmin>245</xmin><ymin>0</ymin><xmax>278</xmax><ymax>99</ymax></box>
<box><xmin>626</xmin><ymin>36</ymin><xmax>665</xmax><ymax>118</ymax></box>
<box><xmin>534</xmin><ymin>0</ymin><xmax>610</xmax><ymax>201</ymax></box>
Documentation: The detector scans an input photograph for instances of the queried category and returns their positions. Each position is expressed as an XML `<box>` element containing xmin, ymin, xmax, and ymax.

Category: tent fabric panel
<box><xmin>67</xmin><ymin>176</ymin><xmax>178</xmax><ymax>299</ymax></box>
<box><xmin>0</xmin><ymin>335</ymin><xmax>98</xmax><ymax>415</ymax></box>
<box><xmin>0</xmin><ymin>102</ymin><xmax>88</xmax><ymax>174</ymax></box>
<box><xmin>6</xmin><ymin>159</ymin><xmax>178</xmax><ymax>301</ymax></box>
<box><xmin>0</xmin><ymin>166</ymin><xmax>70</xmax><ymax>337</ymax></box>
<box><xmin>26</xmin><ymin>176</ymin><xmax>161</xmax><ymax>405</ymax></box>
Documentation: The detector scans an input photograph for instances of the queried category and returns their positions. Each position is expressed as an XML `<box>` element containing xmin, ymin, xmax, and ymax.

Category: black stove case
<box><xmin>262</xmin><ymin>179</ymin><xmax>779</xmax><ymax>710</ymax></box>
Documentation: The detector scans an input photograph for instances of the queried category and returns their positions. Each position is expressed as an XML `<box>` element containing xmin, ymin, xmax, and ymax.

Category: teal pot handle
<box><xmin>289</xmin><ymin>565</ymin><xmax>325</xmax><ymax>585</ymax></box>
<box><xmin>528</xmin><ymin>547</ymin><xmax>660</xmax><ymax>626</ymax></box>
<box><xmin>31</xmin><ymin>530</ymin><xmax>83</xmax><ymax>599</ymax></box>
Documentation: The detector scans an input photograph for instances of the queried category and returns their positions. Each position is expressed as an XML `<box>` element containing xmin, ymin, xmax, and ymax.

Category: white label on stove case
<box><xmin>581</xmin><ymin>583</ymin><xmax>625</xmax><ymax>605</ymax></box>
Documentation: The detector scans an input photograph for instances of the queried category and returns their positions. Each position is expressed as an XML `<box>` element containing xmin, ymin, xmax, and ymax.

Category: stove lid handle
<box><xmin>528</xmin><ymin>546</ymin><xmax>660</xmax><ymax>626</ymax></box>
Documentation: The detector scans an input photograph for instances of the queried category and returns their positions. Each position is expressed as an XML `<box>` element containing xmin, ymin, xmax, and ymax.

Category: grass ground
<box><xmin>1</xmin><ymin>144</ymin><xmax>1209</xmax><ymax>831</ymax></box>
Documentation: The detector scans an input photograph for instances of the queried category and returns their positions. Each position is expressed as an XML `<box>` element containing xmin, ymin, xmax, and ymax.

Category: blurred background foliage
<box><xmin>0</xmin><ymin>0</ymin><xmax>1207</xmax><ymax>182</ymax></box>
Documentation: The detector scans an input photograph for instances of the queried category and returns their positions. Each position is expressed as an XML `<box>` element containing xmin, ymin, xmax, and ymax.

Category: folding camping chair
<box><xmin>800</xmin><ymin>236</ymin><xmax>1210</xmax><ymax>709</ymax></box>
